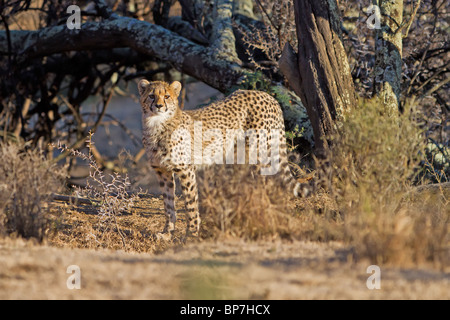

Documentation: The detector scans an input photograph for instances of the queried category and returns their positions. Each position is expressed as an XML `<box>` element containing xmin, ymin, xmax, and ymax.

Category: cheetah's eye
<box><xmin>149</xmin><ymin>94</ymin><xmax>155</xmax><ymax>100</ymax></box>
<box><xmin>164</xmin><ymin>95</ymin><xmax>170</xmax><ymax>99</ymax></box>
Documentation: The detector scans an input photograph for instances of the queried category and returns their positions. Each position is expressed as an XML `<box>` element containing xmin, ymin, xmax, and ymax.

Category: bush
<box><xmin>313</xmin><ymin>98</ymin><xmax>449</xmax><ymax>266</ymax></box>
<box><xmin>0</xmin><ymin>142</ymin><xmax>65</xmax><ymax>242</ymax></box>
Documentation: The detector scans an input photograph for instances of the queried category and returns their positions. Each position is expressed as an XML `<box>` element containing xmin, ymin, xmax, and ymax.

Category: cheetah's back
<box><xmin>186</xmin><ymin>90</ymin><xmax>284</xmax><ymax>132</ymax></box>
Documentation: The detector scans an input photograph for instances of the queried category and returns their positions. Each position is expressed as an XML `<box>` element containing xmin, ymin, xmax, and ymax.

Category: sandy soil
<box><xmin>1</xmin><ymin>236</ymin><xmax>448</xmax><ymax>300</ymax></box>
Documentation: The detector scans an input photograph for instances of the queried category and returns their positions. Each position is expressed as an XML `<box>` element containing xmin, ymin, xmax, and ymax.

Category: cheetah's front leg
<box><xmin>178</xmin><ymin>166</ymin><xmax>201</xmax><ymax>238</ymax></box>
<box><xmin>154</xmin><ymin>168</ymin><xmax>176</xmax><ymax>240</ymax></box>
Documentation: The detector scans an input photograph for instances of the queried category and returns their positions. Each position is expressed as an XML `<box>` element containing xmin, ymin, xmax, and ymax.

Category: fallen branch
<box><xmin>51</xmin><ymin>192</ymin><xmax>152</xmax><ymax>205</ymax></box>
<box><xmin>0</xmin><ymin>16</ymin><xmax>243</xmax><ymax>92</ymax></box>
<box><xmin>51</xmin><ymin>193</ymin><xmax>97</xmax><ymax>205</ymax></box>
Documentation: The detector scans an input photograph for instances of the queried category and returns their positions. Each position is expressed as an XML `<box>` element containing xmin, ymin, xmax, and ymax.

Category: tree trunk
<box><xmin>279</xmin><ymin>0</ymin><xmax>356</xmax><ymax>157</ymax></box>
<box><xmin>209</xmin><ymin>0</ymin><xmax>241</xmax><ymax>64</ymax></box>
<box><xmin>373</xmin><ymin>0</ymin><xmax>404</xmax><ymax>115</ymax></box>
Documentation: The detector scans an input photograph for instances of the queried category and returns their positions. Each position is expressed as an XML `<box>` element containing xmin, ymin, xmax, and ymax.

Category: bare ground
<box><xmin>0</xmin><ymin>196</ymin><xmax>448</xmax><ymax>300</ymax></box>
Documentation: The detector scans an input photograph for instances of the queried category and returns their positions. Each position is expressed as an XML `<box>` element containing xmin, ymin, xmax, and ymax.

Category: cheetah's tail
<box><xmin>280</xmin><ymin>161</ymin><xmax>314</xmax><ymax>198</ymax></box>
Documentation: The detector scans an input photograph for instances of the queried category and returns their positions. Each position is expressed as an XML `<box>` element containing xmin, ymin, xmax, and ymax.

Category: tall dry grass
<box><xmin>0</xmin><ymin>142</ymin><xmax>65</xmax><ymax>242</ymax></box>
<box><xmin>303</xmin><ymin>98</ymin><xmax>449</xmax><ymax>266</ymax></box>
<box><xmin>198</xmin><ymin>164</ymin><xmax>294</xmax><ymax>240</ymax></box>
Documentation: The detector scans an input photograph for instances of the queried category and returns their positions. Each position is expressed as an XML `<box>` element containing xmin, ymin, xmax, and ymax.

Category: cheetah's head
<box><xmin>138</xmin><ymin>80</ymin><xmax>182</xmax><ymax>118</ymax></box>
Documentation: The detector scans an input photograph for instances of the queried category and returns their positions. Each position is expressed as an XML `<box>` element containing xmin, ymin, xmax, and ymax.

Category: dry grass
<box><xmin>298</xmin><ymin>98</ymin><xmax>449</xmax><ymax>267</ymax></box>
<box><xmin>0</xmin><ymin>142</ymin><xmax>65</xmax><ymax>242</ymax></box>
<box><xmin>52</xmin><ymin>134</ymin><xmax>156</xmax><ymax>252</ymax></box>
<box><xmin>48</xmin><ymin>196</ymin><xmax>174</xmax><ymax>254</ymax></box>
<box><xmin>198</xmin><ymin>164</ymin><xmax>294</xmax><ymax>240</ymax></box>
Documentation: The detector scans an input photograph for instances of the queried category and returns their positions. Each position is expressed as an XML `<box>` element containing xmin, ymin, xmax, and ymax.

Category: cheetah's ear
<box><xmin>138</xmin><ymin>79</ymin><xmax>150</xmax><ymax>96</ymax></box>
<box><xmin>170</xmin><ymin>81</ymin><xmax>182</xmax><ymax>98</ymax></box>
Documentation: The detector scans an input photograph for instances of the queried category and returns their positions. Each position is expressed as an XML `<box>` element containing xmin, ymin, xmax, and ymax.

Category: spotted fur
<box><xmin>138</xmin><ymin>80</ymin><xmax>301</xmax><ymax>239</ymax></box>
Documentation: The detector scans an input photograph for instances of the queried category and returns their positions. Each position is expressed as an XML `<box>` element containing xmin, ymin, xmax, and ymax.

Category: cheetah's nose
<box><xmin>155</xmin><ymin>104</ymin><xmax>164</xmax><ymax>110</ymax></box>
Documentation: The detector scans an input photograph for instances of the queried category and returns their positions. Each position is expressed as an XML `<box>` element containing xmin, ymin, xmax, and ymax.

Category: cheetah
<box><xmin>138</xmin><ymin>80</ymin><xmax>302</xmax><ymax>240</ymax></box>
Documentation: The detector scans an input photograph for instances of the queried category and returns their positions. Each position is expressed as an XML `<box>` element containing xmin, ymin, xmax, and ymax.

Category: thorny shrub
<box><xmin>55</xmin><ymin>133</ymin><xmax>138</xmax><ymax>250</ymax></box>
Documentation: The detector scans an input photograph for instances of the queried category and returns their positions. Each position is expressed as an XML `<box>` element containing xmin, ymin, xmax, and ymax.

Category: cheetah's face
<box><xmin>138</xmin><ymin>80</ymin><xmax>181</xmax><ymax>117</ymax></box>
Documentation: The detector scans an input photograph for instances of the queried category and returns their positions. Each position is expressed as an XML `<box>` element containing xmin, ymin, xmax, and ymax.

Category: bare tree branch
<box><xmin>399</xmin><ymin>0</ymin><xmax>422</xmax><ymax>39</ymax></box>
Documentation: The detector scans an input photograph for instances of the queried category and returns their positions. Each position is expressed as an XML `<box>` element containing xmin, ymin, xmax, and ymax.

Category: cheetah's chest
<box><xmin>142</xmin><ymin>118</ymin><xmax>171</xmax><ymax>166</ymax></box>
